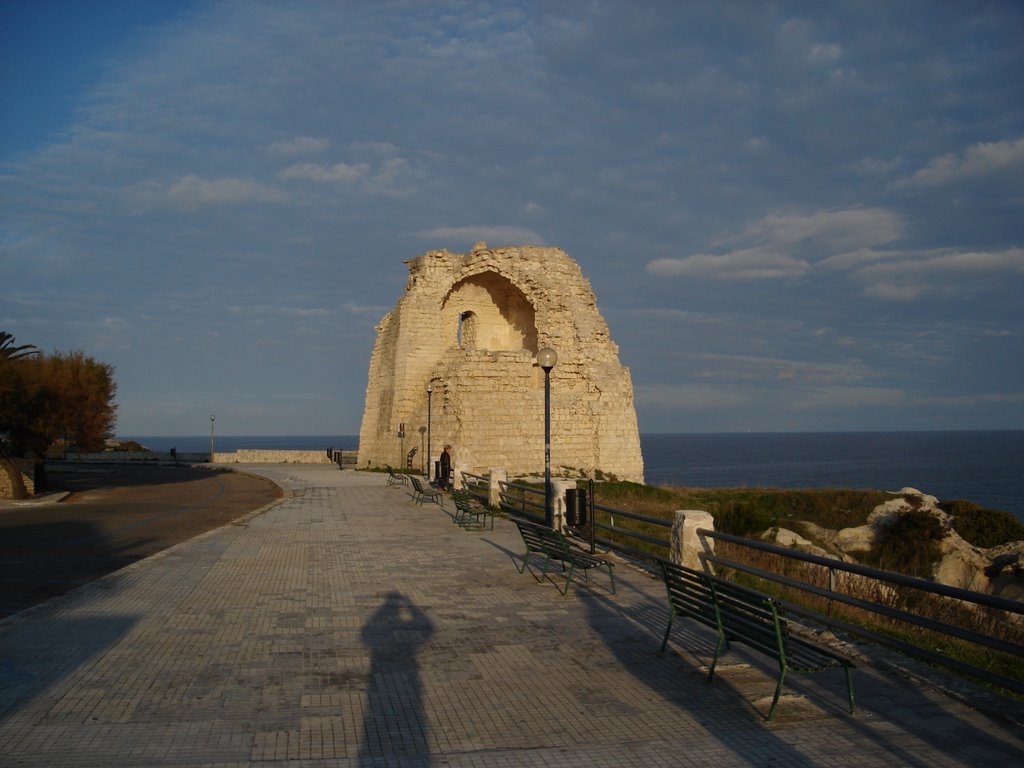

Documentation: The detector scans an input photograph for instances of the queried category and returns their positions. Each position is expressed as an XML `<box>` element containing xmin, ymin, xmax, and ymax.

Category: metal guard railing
<box><xmin>697</xmin><ymin>528</ymin><xmax>1024</xmax><ymax>695</ymax></box>
<box><xmin>497</xmin><ymin>479</ymin><xmax>545</xmax><ymax>524</ymax></box>
<box><xmin>460</xmin><ymin>471</ymin><xmax>489</xmax><ymax>506</ymax></box>
<box><xmin>495</xmin><ymin>475</ymin><xmax>1024</xmax><ymax>695</ymax></box>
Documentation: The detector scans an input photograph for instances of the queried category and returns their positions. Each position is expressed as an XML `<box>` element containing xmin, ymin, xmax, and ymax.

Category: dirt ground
<box><xmin>0</xmin><ymin>463</ymin><xmax>283</xmax><ymax>619</ymax></box>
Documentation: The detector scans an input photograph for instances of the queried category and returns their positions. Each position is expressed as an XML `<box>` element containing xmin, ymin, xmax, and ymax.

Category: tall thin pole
<box><xmin>544</xmin><ymin>367</ymin><xmax>552</xmax><ymax>527</ymax></box>
<box><xmin>537</xmin><ymin>347</ymin><xmax>557</xmax><ymax>528</ymax></box>
<box><xmin>426</xmin><ymin>384</ymin><xmax>433</xmax><ymax>480</ymax></box>
<box><xmin>209</xmin><ymin>415</ymin><xmax>215</xmax><ymax>461</ymax></box>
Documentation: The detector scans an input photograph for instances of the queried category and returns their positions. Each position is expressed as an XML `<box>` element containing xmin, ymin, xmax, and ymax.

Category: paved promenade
<box><xmin>1</xmin><ymin>465</ymin><xmax>1021</xmax><ymax>767</ymax></box>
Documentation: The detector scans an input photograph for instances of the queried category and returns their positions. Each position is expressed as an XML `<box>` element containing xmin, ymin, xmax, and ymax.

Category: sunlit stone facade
<box><xmin>357</xmin><ymin>243</ymin><xmax>644</xmax><ymax>483</ymax></box>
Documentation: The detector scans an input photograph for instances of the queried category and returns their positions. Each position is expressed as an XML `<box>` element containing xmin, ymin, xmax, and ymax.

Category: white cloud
<box><xmin>279</xmin><ymin>162</ymin><xmax>369</xmax><ymax>183</ymax></box>
<box><xmin>852</xmin><ymin>248</ymin><xmax>1024</xmax><ymax>300</ymax></box>
<box><xmin>818</xmin><ymin>247</ymin><xmax>901</xmax><ymax>271</ymax></box>
<box><xmin>634</xmin><ymin>383</ymin><xmax>751</xmax><ymax>410</ymax></box>
<box><xmin>414</xmin><ymin>225</ymin><xmax>545</xmax><ymax>245</ymax></box>
<box><xmin>349</xmin><ymin>142</ymin><xmax>400</xmax><ymax>156</ymax></box>
<box><xmin>739</xmin><ymin>209</ymin><xmax>905</xmax><ymax>250</ymax></box>
<box><xmin>897</xmin><ymin>137</ymin><xmax>1024</xmax><ymax>188</ymax></box>
<box><xmin>793</xmin><ymin>385</ymin><xmax>911</xmax><ymax>410</ymax></box>
<box><xmin>695</xmin><ymin>353</ymin><xmax>871</xmax><ymax>384</ymax></box>
<box><xmin>265</xmin><ymin>136</ymin><xmax>330</xmax><ymax>157</ymax></box>
<box><xmin>859</xmin><ymin>248</ymin><xmax>1024</xmax><ymax>277</ymax></box>
<box><xmin>649</xmin><ymin>208</ymin><xmax>906</xmax><ymax>281</ymax></box>
<box><xmin>647</xmin><ymin>247</ymin><xmax>808</xmax><ymax>280</ymax></box>
<box><xmin>127</xmin><ymin>175</ymin><xmax>285</xmax><ymax>210</ymax></box>
<box><xmin>807</xmin><ymin>42</ymin><xmax>841</xmax><ymax>65</ymax></box>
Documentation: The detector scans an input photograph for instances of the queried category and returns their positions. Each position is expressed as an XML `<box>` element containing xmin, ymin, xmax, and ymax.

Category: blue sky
<box><xmin>2</xmin><ymin>0</ymin><xmax>1022</xmax><ymax>436</ymax></box>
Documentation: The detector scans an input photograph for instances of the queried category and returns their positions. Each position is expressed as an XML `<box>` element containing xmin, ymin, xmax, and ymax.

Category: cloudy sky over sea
<box><xmin>2</xmin><ymin>1</ymin><xmax>1022</xmax><ymax>435</ymax></box>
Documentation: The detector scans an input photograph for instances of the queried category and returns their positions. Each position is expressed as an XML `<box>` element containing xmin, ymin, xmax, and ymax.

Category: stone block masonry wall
<box><xmin>212</xmin><ymin>450</ymin><xmax>334</xmax><ymax>464</ymax></box>
<box><xmin>0</xmin><ymin>458</ymin><xmax>35</xmax><ymax>498</ymax></box>
<box><xmin>358</xmin><ymin>244</ymin><xmax>644</xmax><ymax>482</ymax></box>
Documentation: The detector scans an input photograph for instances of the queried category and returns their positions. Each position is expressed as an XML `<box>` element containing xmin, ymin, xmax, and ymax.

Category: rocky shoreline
<box><xmin>769</xmin><ymin>487</ymin><xmax>1024</xmax><ymax>600</ymax></box>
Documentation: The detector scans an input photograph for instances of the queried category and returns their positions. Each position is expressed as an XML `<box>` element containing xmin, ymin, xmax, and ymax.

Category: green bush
<box><xmin>716</xmin><ymin>503</ymin><xmax>777</xmax><ymax>537</ymax></box>
<box><xmin>860</xmin><ymin>510</ymin><xmax>948</xmax><ymax>579</ymax></box>
<box><xmin>941</xmin><ymin>500</ymin><xmax>1024</xmax><ymax>548</ymax></box>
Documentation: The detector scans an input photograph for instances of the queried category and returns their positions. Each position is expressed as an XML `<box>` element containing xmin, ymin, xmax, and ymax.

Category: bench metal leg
<box><xmin>604</xmin><ymin>563</ymin><xmax>617</xmax><ymax>595</ymax></box>
<box><xmin>707</xmin><ymin>631</ymin><xmax>728</xmax><ymax>682</ymax></box>
<box><xmin>557</xmin><ymin>563</ymin><xmax>577</xmax><ymax>595</ymax></box>
<box><xmin>515</xmin><ymin>550</ymin><xmax>532</xmax><ymax>574</ymax></box>
<box><xmin>766</xmin><ymin>666</ymin><xmax>787</xmax><ymax>721</ymax></box>
<box><xmin>659</xmin><ymin>612</ymin><xmax>675</xmax><ymax>654</ymax></box>
<box><xmin>845</xmin><ymin>667</ymin><xmax>856</xmax><ymax>714</ymax></box>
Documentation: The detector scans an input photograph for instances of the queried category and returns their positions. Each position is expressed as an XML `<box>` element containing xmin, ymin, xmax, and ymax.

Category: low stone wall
<box><xmin>212</xmin><ymin>450</ymin><xmax>334</xmax><ymax>464</ymax></box>
<box><xmin>65</xmin><ymin>451</ymin><xmax>209</xmax><ymax>463</ymax></box>
<box><xmin>0</xmin><ymin>458</ymin><xmax>35</xmax><ymax>499</ymax></box>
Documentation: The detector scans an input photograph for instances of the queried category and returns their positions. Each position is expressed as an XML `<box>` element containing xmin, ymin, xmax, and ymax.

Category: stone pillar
<box><xmin>670</xmin><ymin>510</ymin><xmax>715</xmax><ymax>571</ymax></box>
<box><xmin>551</xmin><ymin>478</ymin><xmax>577</xmax><ymax>531</ymax></box>
<box><xmin>488</xmin><ymin>468</ymin><xmax>507</xmax><ymax>509</ymax></box>
<box><xmin>453</xmin><ymin>461</ymin><xmax>467</xmax><ymax>490</ymax></box>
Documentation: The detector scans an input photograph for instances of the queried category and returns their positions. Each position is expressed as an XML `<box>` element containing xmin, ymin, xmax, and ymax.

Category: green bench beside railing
<box><xmin>408</xmin><ymin>475</ymin><xmax>444</xmax><ymax>508</ymax></box>
<box><xmin>512</xmin><ymin>517</ymin><xmax>616</xmax><ymax>595</ymax></box>
<box><xmin>659</xmin><ymin>559</ymin><xmax>855</xmax><ymax>721</ymax></box>
<box><xmin>386</xmin><ymin>466</ymin><xmax>409</xmax><ymax>488</ymax></box>
<box><xmin>451</xmin><ymin>489</ymin><xmax>494</xmax><ymax>530</ymax></box>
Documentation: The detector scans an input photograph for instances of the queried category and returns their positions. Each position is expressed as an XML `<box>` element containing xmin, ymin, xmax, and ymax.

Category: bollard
<box><xmin>670</xmin><ymin>510</ymin><xmax>715</xmax><ymax>572</ymax></box>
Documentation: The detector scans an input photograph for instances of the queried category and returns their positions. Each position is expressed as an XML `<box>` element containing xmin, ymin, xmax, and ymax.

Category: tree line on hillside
<box><xmin>0</xmin><ymin>331</ymin><xmax>117</xmax><ymax>499</ymax></box>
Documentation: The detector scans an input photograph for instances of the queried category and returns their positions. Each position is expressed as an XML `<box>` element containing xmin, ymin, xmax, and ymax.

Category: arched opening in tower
<box><xmin>444</xmin><ymin>271</ymin><xmax>538</xmax><ymax>352</ymax></box>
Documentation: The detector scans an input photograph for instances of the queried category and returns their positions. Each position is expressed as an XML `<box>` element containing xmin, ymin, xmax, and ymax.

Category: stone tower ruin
<box><xmin>357</xmin><ymin>243</ymin><xmax>644</xmax><ymax>483</ymax></box>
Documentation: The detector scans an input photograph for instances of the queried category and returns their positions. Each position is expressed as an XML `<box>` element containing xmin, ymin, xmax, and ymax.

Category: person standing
<box><xmin>439</xmin><ymin>445</ymin><xmax>452</xmax><ymax>491</ymax></box>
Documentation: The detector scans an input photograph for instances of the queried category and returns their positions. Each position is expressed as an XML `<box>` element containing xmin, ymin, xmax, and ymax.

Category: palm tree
<box><xmin>0</xmin><ymin>331</ymin><xmax>38</xmax><ymax>498</ymax></box>
<box><xmin>0</xmin><ymin>331</ymin><xmax>39</xmax><ymax>361</ymax></box>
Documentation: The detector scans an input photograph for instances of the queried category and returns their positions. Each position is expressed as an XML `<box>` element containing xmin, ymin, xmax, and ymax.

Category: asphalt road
<box><xmin>0</xmin><ymin>463</ymin><xmax>283</xmax><ymax>619</ymax></box>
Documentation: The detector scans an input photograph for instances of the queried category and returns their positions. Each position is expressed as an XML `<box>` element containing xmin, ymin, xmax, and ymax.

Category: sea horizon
<box><xmin>117</xmin><ymin>429</ymin><xmax>1024</xmax><ymax>520</ymax></box>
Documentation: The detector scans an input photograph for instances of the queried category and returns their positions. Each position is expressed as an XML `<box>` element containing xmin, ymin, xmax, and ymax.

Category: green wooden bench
<box><xmin>512</xmin><ymin>517</ymin><xmax>615</xmax><ymax>595</ymax></box>
<box><xmin>386</xmin><ymin>465</ymin><xmax>409</xmax><ymax>488</ymax></box>
<box><xmin>659</xmin><ymin>559</ymin><xmax>855</xmax><ymax>721</ymax></box>
<box><xmin>409</xmin><ymin>475</ymin><xmax>444</xmax><ymax>508</ymax></box>
<box><xmin>451</xmin><ymin>489</ymin><xmax>494</xmax><ymax>530</ymax></box>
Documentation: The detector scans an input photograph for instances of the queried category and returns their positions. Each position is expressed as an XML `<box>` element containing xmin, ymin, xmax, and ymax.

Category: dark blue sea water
<box><xmin>122</xmin><ymin>431</ymin><xmax>1024</xmax><ymax>520</ymax></box>
<box><xmin>641</xmin><ymin>431</ymin><xmax>1024</xmax><ymax>521</ymax></box>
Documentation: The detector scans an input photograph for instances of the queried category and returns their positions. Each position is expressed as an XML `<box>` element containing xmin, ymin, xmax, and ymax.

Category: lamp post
<box><xmin>426</xmin><ymin>384</ymin><xmax>433</xmax><ymax>480</ymax></box>
<box><xmin>537</xmin><ymin>347</ymin><xmax>557</xmax><ymax>527</ymax></box>
<box><xmin>418</xmin><ymin>426</ymin><xmax>426</xmax><ymax>475</ymax></box>
<box><xmin>209</xmin><ymin>415</ymin><xmax>216</xmax><ymax>461</ymax></box>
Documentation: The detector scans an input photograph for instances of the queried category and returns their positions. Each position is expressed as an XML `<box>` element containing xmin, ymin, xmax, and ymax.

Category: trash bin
<box><xmin>565</xmin><ymin>488</ymin><xmax>587</xmax><ymax>527</ymax></box>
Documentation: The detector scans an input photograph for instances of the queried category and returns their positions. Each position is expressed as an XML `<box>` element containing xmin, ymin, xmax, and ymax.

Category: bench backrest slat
<box><xmin>708</xmin><ymin>578</ymin><xmax>787</xmax><ymax>658</ymax></box>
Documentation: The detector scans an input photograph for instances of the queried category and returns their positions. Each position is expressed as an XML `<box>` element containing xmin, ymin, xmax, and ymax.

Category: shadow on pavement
<box><xmin>0</xmin><ymin>615</ymin><xmax>137</xmax><ymax>723</ymax></box>
<box><xmin>0</xmin><ymin>464</ymin><xmax>281</xmax><ymax>619</ymax></box>
<box><xmin>359</xmin><ymin>590</ymin><xmax>435</xmax><ymax>767</ymax></box>
<box><xmin>579</xmin><ymin>578</ymin><xmax>1024</xmax><ymax>765</ymax></box>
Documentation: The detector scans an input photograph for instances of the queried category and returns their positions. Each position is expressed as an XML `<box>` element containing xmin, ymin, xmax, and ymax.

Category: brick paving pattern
<box><xmin>1</xmin><ymin>465</ymin><xmax>1021</xmax><ymax>767</ymax></box>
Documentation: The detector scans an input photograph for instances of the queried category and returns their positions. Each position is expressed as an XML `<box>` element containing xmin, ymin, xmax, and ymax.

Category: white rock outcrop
<box><xmin>772</xmin><ymin>488</ymin><xmax>1023</xmax><ymax>598</ymax></box>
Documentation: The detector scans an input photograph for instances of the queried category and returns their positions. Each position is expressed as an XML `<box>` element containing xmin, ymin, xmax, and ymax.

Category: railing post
<box><xmin>551</xmin><ymin>478</ymin><xmax>576</xmax><ymax>531</ymax></box>
<box><xmin>488</xmin><ymin>469</ymin><xmax>506</xmax><ymax>509</ymax></box>
<box><xmin>828</xmin><ymin>566</ymin><xmax>836</xmax><ymax>617</ymax></box>
<box><xmin>670</xmin><ymin>510</ymin><xmax>715</xmax><ymax>571</ymax></box>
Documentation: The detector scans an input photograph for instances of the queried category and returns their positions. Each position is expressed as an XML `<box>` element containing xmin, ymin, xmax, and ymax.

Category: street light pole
<box><xmin>426</xmin><ymin>384</ymin><xmax>433</xmax><ymax>481</ymax></box>
<box><xmin>537</xmin><ymin>347</ymin><xmax>557</xmax><ymax>528</ymax></box>
<box><xmin>209</xmin><ymin>415</ymin><xmax>216</xmax><ymax>461</ymax></box>
<box><xmin>418</xmin><ymin>426</ymin><xmax>426</xmax><ymax>475</ymax></box>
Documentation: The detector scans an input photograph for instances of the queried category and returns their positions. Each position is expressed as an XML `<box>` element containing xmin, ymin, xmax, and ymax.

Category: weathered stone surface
<box><xmin>0</xmin><ymin>457</ymin><xmax>34</xmax><ymax>499</ymax></box>
<box><xmin>357</xmin><ymin>244</ymin><xmax>644</xmax><ymax>482</ymax></box>
<box><xmin>770</xmin><ymin>527</ymin><xmax>831</xmax><ymax>558</ymax></box>
<box><xmin>791</xmin><ymin>487</ymin><xmax>1024</xmax><ymax>599</ymax></box>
